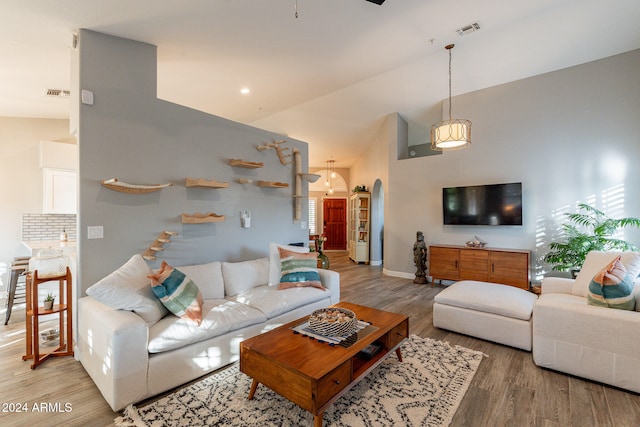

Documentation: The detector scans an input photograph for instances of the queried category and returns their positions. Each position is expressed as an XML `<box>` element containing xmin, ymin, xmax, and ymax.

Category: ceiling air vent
<box><xmin>45</xmin><ymin>89</ymin><xmax>71</xmax><ymax>98</ymax></box>
<box><xmin>456</xmin><ymin>22</ymin><xmax>481</xmax><ymax>36</ymax></box>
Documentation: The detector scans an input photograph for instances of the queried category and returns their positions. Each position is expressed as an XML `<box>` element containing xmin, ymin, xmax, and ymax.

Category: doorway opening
<box><xmin>370</xmin><ymin>179</ymin><xmax>384</xmax><ymax>266</ymax></box>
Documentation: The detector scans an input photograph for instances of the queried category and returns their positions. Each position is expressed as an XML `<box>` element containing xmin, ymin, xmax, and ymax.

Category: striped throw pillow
<box><xmin>277</xmin><ymin>247</ymin><xmax>325</xmax><ymax>290</ymax></box>
<box><xmin>587</xmin><ymin>255</ymin><xmax>635</xmax><ymax>311</ymax></box>
<box><xmin>148</xmin><ymin>261</ymin><xmax>204</xmax><ymax>325</ymax></box>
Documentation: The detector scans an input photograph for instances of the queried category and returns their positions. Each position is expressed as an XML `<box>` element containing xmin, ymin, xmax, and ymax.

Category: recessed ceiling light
<box><xmin>240</xmin><ymin>88</ymin><xmax>251</xmax><ymax>94</ymax></box>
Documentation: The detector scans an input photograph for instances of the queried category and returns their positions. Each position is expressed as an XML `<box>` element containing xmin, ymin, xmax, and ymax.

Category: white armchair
<box><xmin>533</xmin><ymin>251</ymin><xmax>640</xmax><ymax>393</ymax></box>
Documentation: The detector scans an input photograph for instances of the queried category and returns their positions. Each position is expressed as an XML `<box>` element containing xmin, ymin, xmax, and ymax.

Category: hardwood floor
<box><xmin>1</xmin><ymin>251</ymin><xmax>639</xmax><ymax>426</ymax></box>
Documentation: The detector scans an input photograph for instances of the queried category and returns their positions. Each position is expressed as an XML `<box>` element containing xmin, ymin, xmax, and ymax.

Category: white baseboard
<box><xmin>370</xmin><ymin>260</ymin><xmax>382</xmax><ymax>266</ymax></box>
<box><xmin>382</xmin><ymin>269</ymin><xmax>414</xmax><ymax>280</ymax></box>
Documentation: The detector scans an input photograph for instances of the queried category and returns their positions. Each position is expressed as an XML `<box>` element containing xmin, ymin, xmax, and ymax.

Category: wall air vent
<box><xmin>456</xmin><ymin>22</ymin><xmax>481</xmax><ymax>36</ymax></box>
<box><xmin>45</xmin><ymin>89</ymin><xmax>71</xmax><ymax>98</ymax></box>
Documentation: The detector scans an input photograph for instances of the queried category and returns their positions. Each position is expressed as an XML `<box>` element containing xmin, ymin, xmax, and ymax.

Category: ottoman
<box><xmin>433</xmin><ymin>280</ymin><xmax>538</xmax><ymax>351</ymax></box>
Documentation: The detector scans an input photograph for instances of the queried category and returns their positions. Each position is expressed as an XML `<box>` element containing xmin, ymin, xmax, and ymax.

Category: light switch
<box><xmin>87</xmin><ymin>225</ymin><xmax>103</xmax><ymax>239</ymax></box>
<box><xmin>81</xmin><ymin>89</ymin><xmax>94</xmax><ymax>105</ymax></box>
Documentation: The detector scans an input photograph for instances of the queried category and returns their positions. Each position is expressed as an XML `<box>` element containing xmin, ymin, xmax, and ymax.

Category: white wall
<box><xmin>75</xmin><ymin>30</ymin><xmax>309</xmax><ymax>292</ymax></box>
<box><xmin>0</xmin><ymin>117</ymin><xmax>73</xmax><ymax>291</ymax></box>
<box><xmin>351</xmin><ymin>49</ymin><xmax>640</xmax><ymax>281</ymax></box>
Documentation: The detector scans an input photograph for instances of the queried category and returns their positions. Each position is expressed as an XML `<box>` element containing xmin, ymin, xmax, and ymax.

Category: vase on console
<box><xmin>315</xmin><ymin>234</ymin><xmax>330</xmax><ymax>269</ymax></box>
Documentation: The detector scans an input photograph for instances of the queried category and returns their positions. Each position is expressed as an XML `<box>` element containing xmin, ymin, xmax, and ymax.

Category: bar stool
<box><xmin>5</xmin><ymin>257</ymin><xmax>30</xmax><ymax>325</ymax></box>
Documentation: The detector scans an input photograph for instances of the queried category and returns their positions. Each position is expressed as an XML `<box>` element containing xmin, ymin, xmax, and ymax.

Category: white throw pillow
<box><xmin>222</xmin><ymin>257</ymin><xmax>270</xmax><ymax>297</ymax></box>
<box><xmin>268</xmin><ymin>242</ymin><xmax>309</xmax><ymax>286</ymax></box>
<box><xmin>572</xmin><ymin>251</ymin><xmax>640</xmax><ymax>297</ymax></box>
<box><xmin>86</xmin><ymin>254</ymin><xmax>169</xmax><ymax>326</ymax></box>
<box><xmin>176</xmin><ymin>261</ymin><xmax>224</xmax><ymax>300</ymax></box>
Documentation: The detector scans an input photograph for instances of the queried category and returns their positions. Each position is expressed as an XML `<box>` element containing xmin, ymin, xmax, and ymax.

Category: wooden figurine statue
<box><xmin>413</xmin><ymin>231</ymin><xmax>428</xmax><ymax>284</ymax></box>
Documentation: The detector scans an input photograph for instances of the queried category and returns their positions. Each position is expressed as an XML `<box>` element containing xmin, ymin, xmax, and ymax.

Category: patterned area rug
<box><xmin>115</xmin><ymin>335</ymin><xmax>484</xmax><ymax>427</ymax></box>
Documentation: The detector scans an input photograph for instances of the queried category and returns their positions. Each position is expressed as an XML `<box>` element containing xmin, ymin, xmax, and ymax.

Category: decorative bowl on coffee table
<box><xmin>308</xmin><ymin>307</ymin><xmax>357</xmax><ymax>337</ymax></box>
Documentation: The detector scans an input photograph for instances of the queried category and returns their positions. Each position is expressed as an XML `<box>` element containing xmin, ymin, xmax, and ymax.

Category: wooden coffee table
<box><xmin>240</xmin><ymin>302</ymin><xmax>409</xmax><ymax>427</ymax></box>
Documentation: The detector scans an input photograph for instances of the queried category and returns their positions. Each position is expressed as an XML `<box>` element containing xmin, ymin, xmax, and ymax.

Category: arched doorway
<box><xmin>370</xmin><ymin>179</ymin><xmax>384</xmax><ymax>266</ymax></box>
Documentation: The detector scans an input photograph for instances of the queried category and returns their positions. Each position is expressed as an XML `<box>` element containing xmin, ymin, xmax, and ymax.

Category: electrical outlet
<box><xmin>87</xmin><ymin>225</ymin><xmax>103</xmax><ymax>239</ymax></box>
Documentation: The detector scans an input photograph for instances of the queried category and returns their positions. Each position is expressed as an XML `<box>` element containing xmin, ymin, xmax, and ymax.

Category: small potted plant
<box><xmin>43</xmin><ymin>293</ymin><xmax>55</xmax><ymax>310</ymax></box>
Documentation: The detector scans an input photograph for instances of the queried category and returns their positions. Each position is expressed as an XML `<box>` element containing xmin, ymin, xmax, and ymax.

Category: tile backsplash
<box><xmin>22</xmin><ymin>214</ymin><xmax>77</xmax><ymax>241</ymax></box>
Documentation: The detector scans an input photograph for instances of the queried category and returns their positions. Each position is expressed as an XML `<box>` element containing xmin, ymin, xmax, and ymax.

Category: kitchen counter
<box><xmin>22</xmin><ymin>240</ymin><xmax>76</xmax><ymax>255</ymax></box>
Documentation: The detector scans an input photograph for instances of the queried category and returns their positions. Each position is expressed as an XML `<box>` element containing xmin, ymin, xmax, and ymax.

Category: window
<box><xmin>308</xmin><ymin>197</ymin><xmax>317</xmax><ymax>234</ymax></box>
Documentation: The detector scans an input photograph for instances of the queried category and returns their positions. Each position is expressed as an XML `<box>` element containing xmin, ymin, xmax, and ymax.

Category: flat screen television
<box><xmin>443</xmin><ymin>182</ymin><xmax>523</xmax><ymax>226</ymax></box>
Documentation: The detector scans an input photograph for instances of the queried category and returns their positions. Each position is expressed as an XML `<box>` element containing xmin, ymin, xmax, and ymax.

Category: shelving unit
<box><xmin>22</xmin><ymin>267</ymin><xmax>73</xmax><ymax>369</ymax></box>
<box><xmin>349</xmin><ymin>192</ymin><xmax>370</xmax><ymax>263</ymax></box>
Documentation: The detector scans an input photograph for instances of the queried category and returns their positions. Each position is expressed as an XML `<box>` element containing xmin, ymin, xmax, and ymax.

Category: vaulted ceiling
<box><xmin>2</xmin><ymin>0</ymin><xmax>639</xmax><ymax>167</ymax></box>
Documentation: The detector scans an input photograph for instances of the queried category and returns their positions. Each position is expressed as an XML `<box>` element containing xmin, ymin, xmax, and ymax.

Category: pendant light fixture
<box><xmin>325</xmin><ymin>160</ymin><xmax>335</xmax><ymax>194</ymax></box>
<box><xmin>430</xmin><ymin>44</ymin><xmax>471</xmax><ymax>151</ymax></box>
<box><xmin>324</xmin><ymin>160</ymin><xmax>330</xmax><ymax>187</ymax></box>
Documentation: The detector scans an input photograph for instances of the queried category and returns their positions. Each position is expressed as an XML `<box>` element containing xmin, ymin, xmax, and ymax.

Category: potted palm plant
<box><xmin>543</xmin><ymin>203</ymin><xmax>640</xmax><ymax>276</ymax></box>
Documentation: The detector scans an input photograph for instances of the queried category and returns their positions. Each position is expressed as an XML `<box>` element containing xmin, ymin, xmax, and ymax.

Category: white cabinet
<box><xmin>40</xmin><ymin>141</ymin><xmax>78</xmax><ymax>214</ymax></box>
<box><xmin>348</xmin><ymin>192</ymin><xmax>370</xmax><ymax>263</ymax></box>
<box><xmin>43</xmin><ymin>168</ymin><xmax>77</xmax><ymax>214</ymax></box>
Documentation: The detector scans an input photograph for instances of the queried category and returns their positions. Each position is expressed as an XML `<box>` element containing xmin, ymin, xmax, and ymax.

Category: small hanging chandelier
<box><xmin>430</xmin><ymin>44</ymin><xmax>471</xmax><ymax>151</ymax></box>
<box><xmin>325</xmin><ymin>160</ymin><xmax>335</xmax><ymax>194</ymax></box>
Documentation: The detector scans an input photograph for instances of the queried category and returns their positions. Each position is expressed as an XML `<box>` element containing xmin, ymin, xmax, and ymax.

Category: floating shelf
<box><xmin>256</xmin><ymin>140</ymin><xmax>292</xmax><ymax>165</ymax></box>
<box><xmin>143</xmin><ymin>231</ymin><xmax>178</xmax><ymax>261</ymax></box>
<box><xmin>185</xmin><ymin>178</ymin><xmax>229</xmax><ymax>188</ymax></box>
<box><xmin>181</xmin><ymin>212</ymin><xmax>226</xmax><ymax>224</ymax></box>
<box><xmin>229</xmin><ymin>159</ymin><xmax>264</xmax><ymax>169</ymax></box>
<box><xmin>101</xmin><ymin>178</ymin><xmax>173</xmax><ymax>194</ymax></box>
<box><xmin>257</xmin><ymin>181</ymin><xmax>289</xmax><ymax>188</ymax></box>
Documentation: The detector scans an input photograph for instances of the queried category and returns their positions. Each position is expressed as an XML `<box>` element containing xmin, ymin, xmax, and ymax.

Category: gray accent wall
<box><xmin>75</xmin><ymin>30</ymin><xmax>309</xmax><ymax>293</ymax></box>
<box><xmin>352</xmin><ymin>49</ymin><xmax>640</xmax><ymax>281</ymax></box>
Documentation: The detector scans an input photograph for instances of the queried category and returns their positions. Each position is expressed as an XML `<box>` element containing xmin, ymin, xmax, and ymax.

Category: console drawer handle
<box><xmin>334</xmin><ymin>379</ymin><xmax>340</xmax><ymax>385</ymax></box>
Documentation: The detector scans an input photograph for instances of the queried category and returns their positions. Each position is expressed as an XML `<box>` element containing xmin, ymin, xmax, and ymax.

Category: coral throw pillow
<box><xmin>587</xmin><ymin>255</ymin><xmax>635</xmax><ymax>311</ymax></box>
<box><xmin>277</xmin><ymin>247</ymin><xmax>325</xmax><ymax>291</ymax></box>
<box><xmin>148</xmin><ymin>261</ymin><xmax>204</xmax><ymax>325</ymax></box>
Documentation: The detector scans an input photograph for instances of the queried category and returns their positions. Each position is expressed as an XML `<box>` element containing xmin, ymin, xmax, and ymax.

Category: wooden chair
<box><xmin>4</xmin><ymin>257</ymin><xmax>29</xmax><ymax>325</ymax></box>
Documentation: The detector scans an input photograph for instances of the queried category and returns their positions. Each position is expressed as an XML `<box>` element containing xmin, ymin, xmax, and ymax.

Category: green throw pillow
<box><xmin>587</xmin><ymin>255</ymin><xmax>635</xmax><ymax>311</ymax></box>
<box><xmin>148</xmin><ymin>261</ymin><xmax>204</xmax><ymax>325</ymax></box>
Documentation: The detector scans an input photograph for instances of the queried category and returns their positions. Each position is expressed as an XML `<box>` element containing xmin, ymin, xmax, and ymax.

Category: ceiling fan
<box><xmin>365</xmin><ymin>0</ymin><xmax>386</xmax><ymax>4</ymax></box>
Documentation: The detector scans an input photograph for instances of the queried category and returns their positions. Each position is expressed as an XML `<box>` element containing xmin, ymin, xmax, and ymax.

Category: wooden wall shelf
<box><xmin>185</xmin><ymin>178</ymin><xmax>229</xmax><ymax>188</ymax></box>
<box><xmin>229</xmin><ymin>159</ymin><xmax>264</xmax><ymax>169</ymax></box>
<box><xmin>257</xmin><ymin>181</ymin><xmax>289</xmax><ymax>188</ymax></box>
<box><xmin>142</xmin><ymin>231</ymin><xmax>178</xmax><ymax>261</ymax></box>
<box><xmin>181</xmin><ymin>212</ymin><xmax>226</xmax><ymax>223</ymax></box>
<box><xmin>101</xmin><ymin>178</ymin><xmax>172</xmax><ymax>194</ymax></box>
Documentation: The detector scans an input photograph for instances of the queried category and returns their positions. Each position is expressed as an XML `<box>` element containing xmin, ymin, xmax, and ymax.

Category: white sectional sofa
<box><xmin>533</xmin><ymin>251</ymin><xmax>640</xmax><ymax>393</ymax></box>
<box><xmin>77</xmin><ymin>249</ymin><xmax>340</xmax><ymax>411</ymax></box>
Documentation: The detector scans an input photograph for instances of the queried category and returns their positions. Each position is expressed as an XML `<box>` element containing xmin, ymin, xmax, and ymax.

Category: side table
<box><xmin>22</xmin><ymin>267</ymin><xmax>74</xmax><ymax>369</ymax></box>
